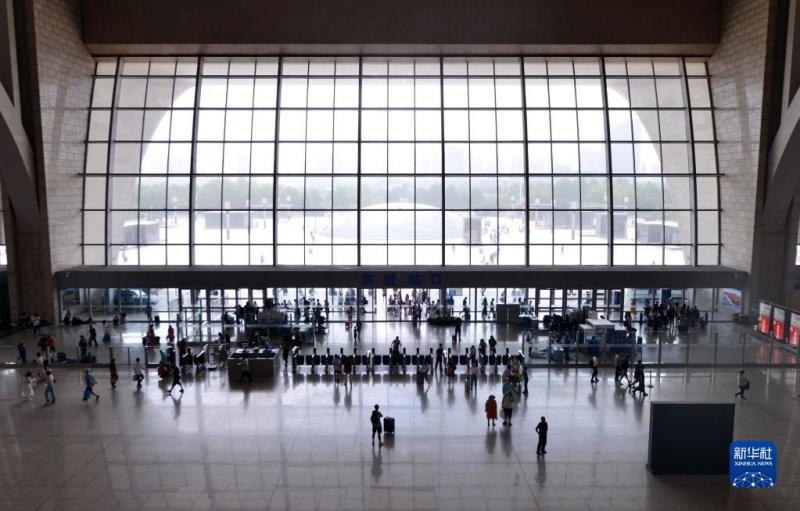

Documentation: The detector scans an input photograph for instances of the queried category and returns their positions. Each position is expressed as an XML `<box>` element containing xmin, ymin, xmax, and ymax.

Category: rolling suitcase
<box><xmin>383</xmin><ymin>417</ymin><xmax>395</xmax><ymax>435</ymax></box>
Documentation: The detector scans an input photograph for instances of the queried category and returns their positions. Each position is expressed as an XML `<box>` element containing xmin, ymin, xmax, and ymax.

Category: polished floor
<box><xmin>1</xmin><ymin>361</ymin><xmax>799</xmax><ymax>510</ymax></box>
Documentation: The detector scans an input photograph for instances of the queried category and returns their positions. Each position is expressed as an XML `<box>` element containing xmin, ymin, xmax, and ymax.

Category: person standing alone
<box><xmin>484</xmin><ymin>395</ymin><xmax>497</xmax><ymax>427</ymax></box>
<box><xmin>370</xmin><ymin>404</ymin><xmax>384</xmax><ymax>447</ymax></box>
<box><xmin>43</xmin><ymin>370</ymin><xmax>55</xmax><ymax>405</ymax></box>
<box><xmin>535</xmin><ymin>416</ymin><xmax>548</xmax><ymax>455</ymax></box>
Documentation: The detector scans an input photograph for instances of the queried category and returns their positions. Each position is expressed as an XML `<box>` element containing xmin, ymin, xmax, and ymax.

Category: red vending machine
<box><xmin>757</xmin><ymin>301</ymin><xmax>771</xmax><ymax>335</ymax></box>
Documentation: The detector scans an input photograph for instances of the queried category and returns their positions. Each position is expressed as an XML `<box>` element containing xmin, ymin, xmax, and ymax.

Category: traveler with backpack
<box><xmin>82</xmin><ymin>369</ymin><xmax>100</xmax><ymax>402</ymax></box>
<box><xmin>501</xmin><ymin>391</ymin><xmax>516</xmax><ymax>426</ymax></box>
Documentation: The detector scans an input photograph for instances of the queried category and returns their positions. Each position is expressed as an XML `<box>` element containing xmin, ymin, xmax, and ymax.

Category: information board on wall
<box><xmin>772</xmin><ymin>307</ymin><xmax>786</xmax><ymax>342</ymax></box>
<box><xmin>789</xmin><ymin>312</ymin><xmax>800</xmax><ymax>347</ymax></box>
<box><xmin>757</xmin><ymin>301</ymin><xmax>771</xmax><ymax>335</ymax></box>
<box><xmin>719</xmin><ymin>289</ymin><xmax>742</xmax><ymax>313</ymax></box>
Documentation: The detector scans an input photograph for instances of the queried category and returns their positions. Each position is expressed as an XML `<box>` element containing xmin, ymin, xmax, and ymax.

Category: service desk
<box><xmin>228</xmin><ymin>350</ymin><xmax>278</xmax><ymax>380</ymax></box>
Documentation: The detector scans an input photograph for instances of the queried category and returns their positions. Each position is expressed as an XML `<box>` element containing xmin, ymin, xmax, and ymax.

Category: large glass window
<box><xmin>83</xmin><ymin>56</ymin><xmax>720</xmax><ymax>266</ymax></box>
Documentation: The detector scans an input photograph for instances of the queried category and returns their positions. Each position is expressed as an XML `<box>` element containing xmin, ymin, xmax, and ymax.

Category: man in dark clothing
<box><xmin>454</xmin><ymin>317</ymin><xmax>462</xmax><ymax>341</ymax></box>
<box><xmin>619</xmin><ymin>356</ymin><xmax>631</xmax><ymax>386</ymax></box>
<box><xmin>370</xmin><ymin>404</ymin><xmax>384</xmax><ymax>447</ymax></box>
<box><xmin>167</xmin><ymin>363</ymin><xmax>184</xmax><ymax>394</ymax></box>
<box><xmin>435</xmin><ymin>344</ymin><xmax>444</xmax><ymax>373</ymax></box>
<box><xmin>535</xmin><ymin>416</ymin><xmax>548</xmax><ymax>455</ymax></box>
<box><xmin>488</xmin><ymin>336</ymin><xmax>497</xmax><ymax>355</ymax></box>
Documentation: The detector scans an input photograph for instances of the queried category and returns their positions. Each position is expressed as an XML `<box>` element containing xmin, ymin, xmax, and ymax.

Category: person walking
<box><xmin>109</xmin><ymin>358</ymin><xmax>119</xmax><ymax>389</ymax></box>
<box><xmin>485</xmin><ymin>395</ymin><xmax>498</xmax><ymax>427</ymax></box>
<box><xmin>82</xmin><ymin>369</ymin><xmax>100</xmax><ymax>402</ymax></box>
<box><xmin>167</xmin><ymin>363</ymin><xmax>184</xmax><ymax>394</ymax></box>
<box><xmin>16</xmin><ymin>340</ymin><xmax>27</xmax><ymax>364</ymax></box>
<box><xmin>435</xmin><ymin>344</ymin><xmax>444</xmax><ymax>373</ymax></box>
<box><xmin>88</xmin><ymin>324</ymin><xmax>98</xmax><ymax>347</ymax></box>
<box><xmin>590</xmin><ymin>354</ymin><xmax>599</xmax><ymax>383</ymax></box>
<box><xmin>370</xmin><ymin>404</ymin><xmax>384</xmax><ymax>447</ymax></box>
<box><xmin>133</xmin><ymin>358</ymin><xmax>145</xmax><ymax>389</ymax></box>
<box><xmin>522</xmin><ymin>362</ymin><xmax>529</xmax><ymax>395</ymax></box>
<box><xmin>501</xmin><ymin>392</ymin><xmax>516</xmax><ymax>426</ymax></box>
<box><xmin>454</xmin><ymin>317</ymin><xmax>462</xmax><ymax>342</ymax></box>
<box><xmin>619</xmin><ymin>356</ymin><xmax>630</xmax><ymax>386</ymax></box>
<box><xmin>734</xmin><ymin>369</ymin><xmax>749</xmax><ymax>399</ymax></box>
<box><xmin>239</xmin><ymin>356</ymin><xmax>253</xmax><ymax>383</ymax></box>
<box><xmin>535</xmin><ymin>416</ymin><xmax>548</xmax><ymax>455</ymax></box>
<box><xmin>43</xmin><ymin>370</ymin><xmax>55</xmax><ymax>405</ymax></box>
<box><xmin>631</xmin><ymin>361</ymin><xmax>648</xmax><ymax>397</ymax></box>
<box><xmin>21</xmin><ymin>371</ymin><xmax>34</xmax><ymax>401</ymax></box>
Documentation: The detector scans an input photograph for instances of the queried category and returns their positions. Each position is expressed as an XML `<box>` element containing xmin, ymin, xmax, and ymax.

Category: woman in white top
<box><xmin>21</xmin><ymin>372</ymin><xmax>34</xmax><ymax>401</ymax></box>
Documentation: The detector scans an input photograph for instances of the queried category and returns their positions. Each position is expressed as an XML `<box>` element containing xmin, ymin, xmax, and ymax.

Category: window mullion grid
<box><xmin>163</xmin><ymin>71</ymin><xmax>179</xmax><ymax>263</ymax></box>
<box><xmin>246</xmin><ymin>69</ymin><xmax>256</xmax><ymax>265</ymax></box>
<box><xmin>440</xmin><ymin>58</ymin><xmax>446</xmax><ymax>267</ymax></box>
<box><xmin>626</xmin><ymin>74</ymin><xmax>637</xmax><ymax>264</ymax></box>
<box><xmin>520</xmin><ymin>57</ymin><xmax>531</xmax><ymax>266</ymax></box>
<box><xmin>493</xmin><ymin>64</ymin><xmax>499</xmax><ymax>264</ymax></box>
<box><xmin>83</xmin><ymin>61</ymin><xmax>100</xmax><ymax>264</ymax></box>
<box><xmin>356</xmin><ymin>57</ymin><xmax>363</xmax><ymax>266</ymax></box>
<box><xmin>572</xmin><ymin>66</ymin><xmax>582</xmax><ymax>264</ymax></box>
<box><xmin>188</xmin><ymin>58</ymin><xmax>202</xmax><ymax>267</ymax></box>
<box><xmin>650</xmin><ymin>65</ymin><xmax>665</xmax><ymax>265</ymax></box>
<box><xmin>302</xmin><ymin>69</ymin><xmax>311</xmax><ymax>264</ymax></box>
<box><xmin>705</xmin><ymin>65</ymin><xmax>721</xmax><ymax>264</ymax></box>
<box><xmin>104</xmin><ymin>57</ymin><xmax>123</xmax><ymax>266</ymax></box>
<box><xmin>600</xmin><ymin>57</ymin><xmax>614</xmax><ymax>266</ymax></box>
<box><xmin>272</xmin><ymin>57</ymin><xmax>283</xmax><ymax>266</ymax></box>
<box><xmin>679</xmin><ymin>57</ymin><xmax>699</xmax><ymax>266</ymax></box>
<box><xmin>329</xmin><ymin>66</ymin><xmax>337</xmax><ymax>261</ymax></box>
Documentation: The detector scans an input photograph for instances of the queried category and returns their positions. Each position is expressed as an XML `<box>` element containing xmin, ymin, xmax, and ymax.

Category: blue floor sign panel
<box><xmin>730</xmin><ymin>441</ymin><xmax>777</xmax><ymax>488</ymax></box>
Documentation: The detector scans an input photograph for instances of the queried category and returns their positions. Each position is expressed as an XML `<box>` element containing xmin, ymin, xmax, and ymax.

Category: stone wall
<box><xmin>30</xmin><ymin>0</ymin><xmax>93</xmax><ymax>271</ymax></box>
<box><xmin>6</xmin><ymin>0</ymin><xmax>93</xmax><ymax>320</ymax></box>
<box><xmin>708</xmin><ymin>0</ymin><xmax>772</xmax><ymax>274</ymax></box>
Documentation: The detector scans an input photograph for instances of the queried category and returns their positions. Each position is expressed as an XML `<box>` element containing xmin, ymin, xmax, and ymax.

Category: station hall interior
<box><xmin>2</xmin><ymin>0</ymin><xmax>800</xmax><ymax>510</ymax></box>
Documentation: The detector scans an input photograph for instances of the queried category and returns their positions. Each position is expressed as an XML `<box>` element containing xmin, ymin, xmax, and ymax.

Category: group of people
<box><xmin>633</xmin><ymin>301</ymin><xmax>704</xmax><ymax>333</ymax></box>
<box><xmin>588</xmin><ymin>353</ymin><xmax>649</xmax><ymax>397</ymax></box>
